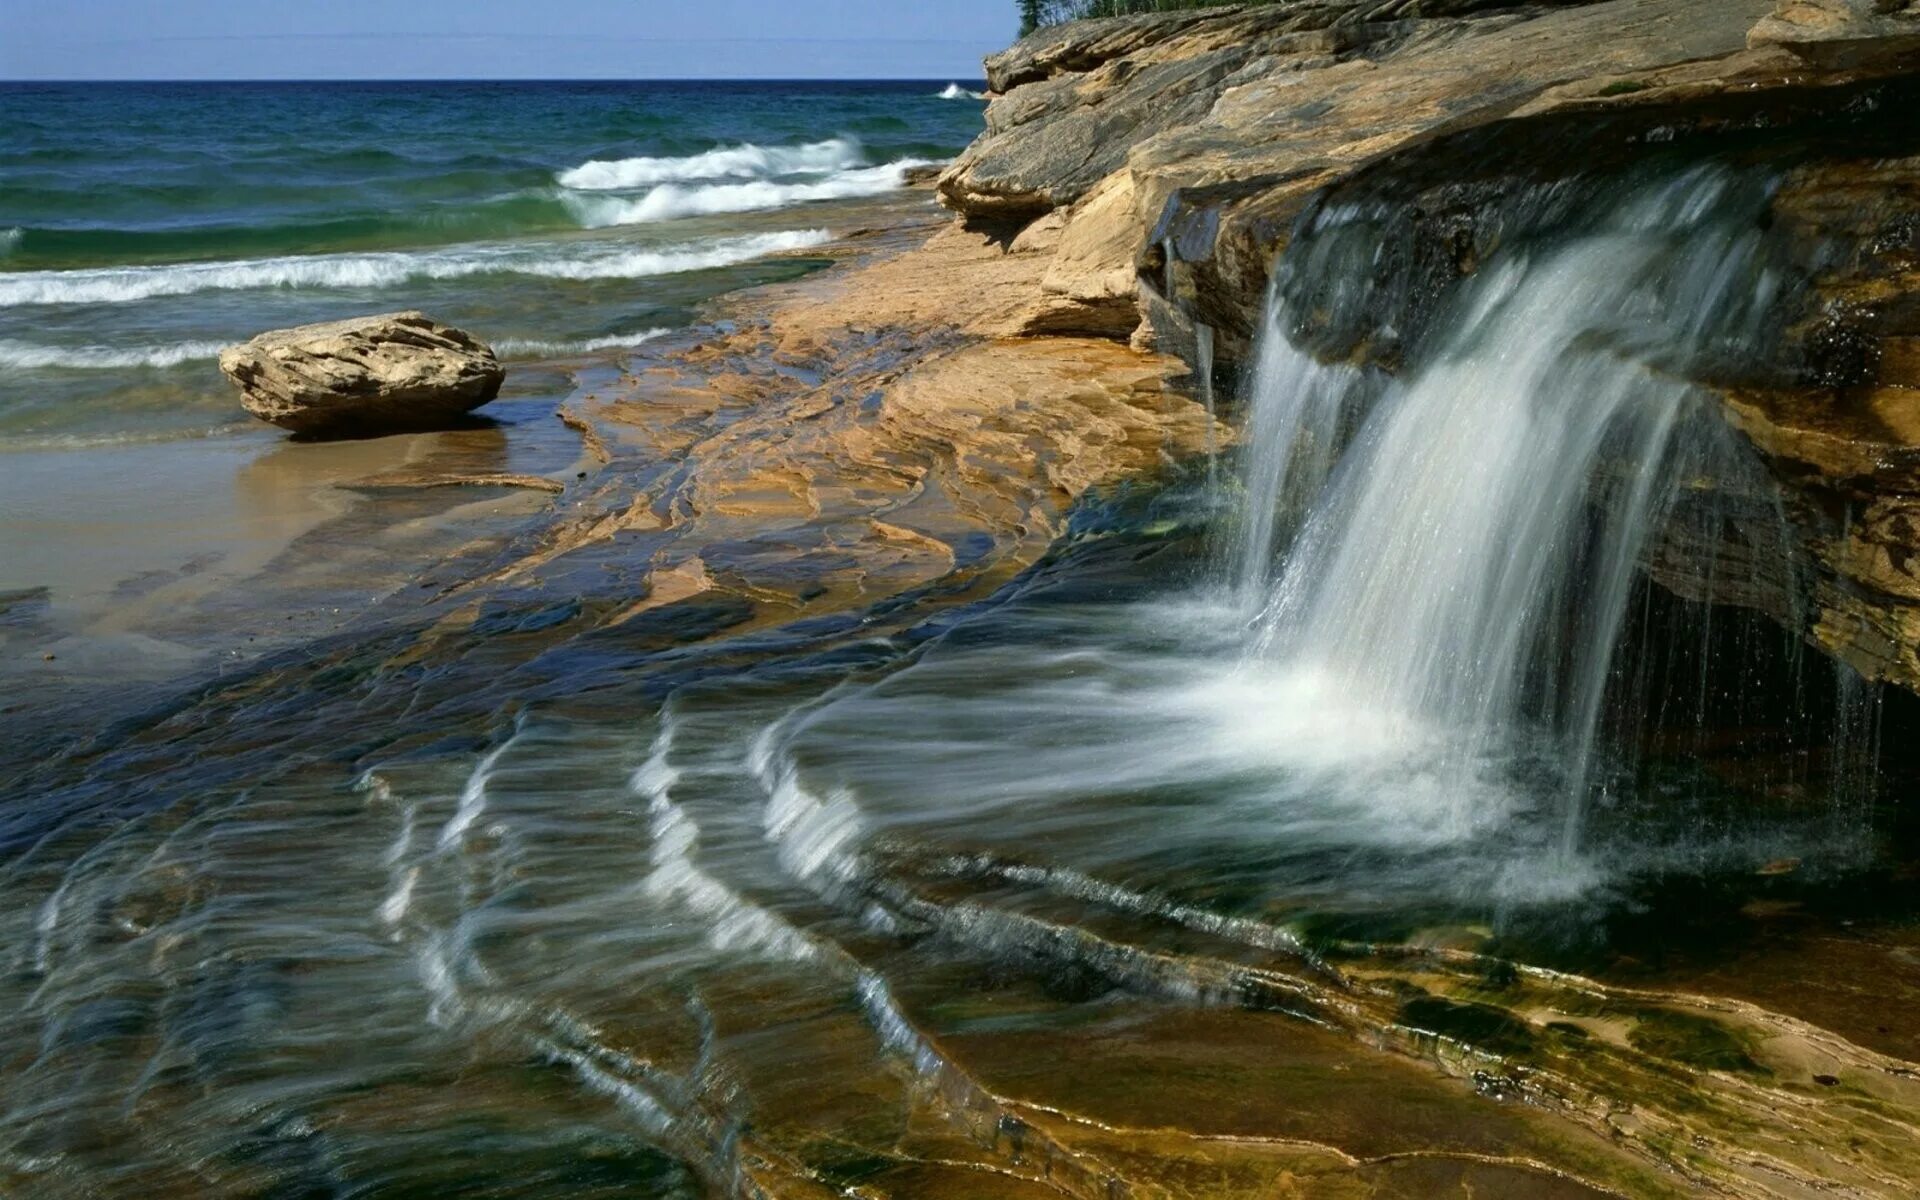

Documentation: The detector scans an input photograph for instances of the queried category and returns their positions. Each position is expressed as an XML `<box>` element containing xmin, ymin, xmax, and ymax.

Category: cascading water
<box><xmin>1194</xmin><ymin>321</ymin><xmax>1218</xmax><ymax>489</ymax></box>
<box><xmin>1227</xmin><ymin>165</ymin><xmax>1793</xmax><ymax>848</ymax></box>
<box><xmin>1227</xmin><ymin>296</ymin><xmax>1364</xmax><ymax>606</ymax></box>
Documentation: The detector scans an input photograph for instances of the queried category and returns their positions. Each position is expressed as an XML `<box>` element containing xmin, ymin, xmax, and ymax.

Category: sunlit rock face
<box><xmin>944</xmin><ymin>0</ymin><xmax>1920</xmax><ymax>344</ymax></box>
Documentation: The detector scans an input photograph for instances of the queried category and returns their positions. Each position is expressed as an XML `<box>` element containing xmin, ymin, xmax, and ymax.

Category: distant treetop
<box><xmin>1020</xmin><ymin>0</ymin><xmax>1257</xmax><ymax>35</ymax></box>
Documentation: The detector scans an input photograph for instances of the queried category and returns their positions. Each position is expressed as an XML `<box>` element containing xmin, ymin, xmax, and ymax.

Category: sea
<box><xmin>0</xmin><ymin>80</ymin><xmax>987</xmax><ymax>449</ymax></box>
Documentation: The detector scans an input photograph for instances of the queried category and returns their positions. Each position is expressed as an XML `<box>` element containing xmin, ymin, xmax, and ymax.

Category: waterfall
<box><xmin>1194</xmin><ymin>321</ymin><xmax>1218</xmax><ymax>490</ymax></box>
<box><xmin>1228</xmin><ymin>295</ymin><xmax>1364</xmax><ymax>607</ymax></box>
<box><xmin>1163</xmin><ymin>237</ymin><xmax>1222</xmax><ymax>490</ymax></box>
<box><xmin>1229</xmin><ymin>166</ymin><xmax>1789</xmax><ymax>846</ymax></box>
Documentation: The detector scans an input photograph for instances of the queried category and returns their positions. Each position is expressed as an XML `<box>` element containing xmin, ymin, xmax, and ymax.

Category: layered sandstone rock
<box><xmin>934</xmin><ymin>0</ymin><xmax>1920</xmax><ymax>692</ymax></box>
<box><xmin>941</xmin><ymin>0</ymin><xmax>1920</xmax><ymax>346</ymax></box>
<box><xmin>473</xmin><ymin>210</ymin><xmax>1221</xmax><ymax>641</ymax></box>
<box><xmin>221</xmin><ymin>311</ymin><xmax>504</xmax><ymax>437</ymax></box>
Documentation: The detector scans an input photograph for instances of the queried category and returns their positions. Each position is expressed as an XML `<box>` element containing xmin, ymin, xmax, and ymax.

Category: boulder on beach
<box><xmin>219</xmin><ymin>311</ymin><xmax>505</xmax><ymax>437</ymax></box>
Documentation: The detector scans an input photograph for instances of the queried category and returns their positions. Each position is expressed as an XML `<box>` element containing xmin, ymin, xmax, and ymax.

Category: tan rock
<box><xmin>1015</xmin><ymin>172</ymin><xmax>1145</xmax><ymax>338</ymax></box>
<box><xmin>1751</xmin><ymin>0</ymin><xmax>1920</xmax><ymax>48</ymax></box>
<box><xmin>220</xmin><ymin>311</ymin><xmax>504</xmax><ymax>437</ymax></box>
<box><xmin>932</xmin><ymin>0</ymin><xmax>1920</xmax><ymax>697</ymax></box>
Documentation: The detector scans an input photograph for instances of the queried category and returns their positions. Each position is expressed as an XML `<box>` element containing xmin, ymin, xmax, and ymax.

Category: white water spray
<box><xmin>1231</xmin><ymin>166</ymin><xmax>1785</xmax><ymax>847</ymax></box>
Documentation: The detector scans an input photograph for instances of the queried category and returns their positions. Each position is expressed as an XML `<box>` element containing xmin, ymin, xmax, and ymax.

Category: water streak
<box><xmin>1233</xmin><ymin>166</ymin><xmax>1787</xmax><ymax>841</ymax></box>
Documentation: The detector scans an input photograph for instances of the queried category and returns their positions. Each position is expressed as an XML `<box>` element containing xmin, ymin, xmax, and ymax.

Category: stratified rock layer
<box><xmin>937</xmin><ymin>0</ymin><xmax>1920</xmax><ymax>693</ymax></box>
<box><xmin>220</xmin><ymin>311</ymin><xmax>505</xmax><ymax>436</ymax></box>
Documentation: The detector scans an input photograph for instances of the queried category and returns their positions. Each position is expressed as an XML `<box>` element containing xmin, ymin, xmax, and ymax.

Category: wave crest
<box><xmin>564</xmin><ymin>163</ymin><xmax>927</xmax><ymax>227</ymax></box>
<box><xmin>0</xmin><ymin>229</ymin><xmax>833</xmax><ymax>307</ymax></box>
<box><xmin>494</xmin><ymin>328</ymin><xmax>672</xmax><ymax>358</ymax></box>
<box><xmin>937</xmin><ymin>84</ymin><xmax>986</xmax><ymax>100</ymax></box>
<box><xmin>556</xmin><ymin>137</ymin><xmax>865</xmax><ymax>191</ymax></box>
<box><xmin>0</xmin><ymin>338</ymin><xmax>227</xmax><ymax>369</ymax></box>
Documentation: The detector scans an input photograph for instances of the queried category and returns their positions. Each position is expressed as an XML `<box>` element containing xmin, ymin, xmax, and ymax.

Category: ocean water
<box><xmin>0</xmin><ymin>81</ymin><xmax>986</xmax><ymax>447</ymax></box>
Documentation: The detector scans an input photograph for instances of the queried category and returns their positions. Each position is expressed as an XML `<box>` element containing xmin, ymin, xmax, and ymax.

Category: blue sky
<box><xmin>1</xmin><ymin>1</ymin><xmax>1015</xmax><ymax>81</ymax></box>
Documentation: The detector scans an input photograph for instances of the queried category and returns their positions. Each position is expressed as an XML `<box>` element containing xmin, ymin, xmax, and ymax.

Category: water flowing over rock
<box><xmin>1237</xmin><ymin>166</ymin><xmax>1788</xmax><ymax>852</ymax></box>
<box><xmin>940</xmin><ymin>0</ymin><xmax>1920</xmax><ymax>699</ymax></box>
<box><xmin>219</xmin><ymin>311</ymin><xmax>505</xmax><ymax>436</ymax></box>
<box><xmin>18</xmin><ymin>12</ymin><xmax>1920</xmax><ymax>1197</ymax></box>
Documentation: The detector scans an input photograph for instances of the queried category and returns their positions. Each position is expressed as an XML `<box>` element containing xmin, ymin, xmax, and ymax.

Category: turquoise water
<box><xmin>0</xmin><ymin>81</ymin><xmax>986</xmax><ymax>446</ymax></box>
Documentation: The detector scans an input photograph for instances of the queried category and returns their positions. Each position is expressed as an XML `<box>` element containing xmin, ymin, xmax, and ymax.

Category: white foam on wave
<box><xmin>0</xmin><ymin>228</ymin><xmax>834</xmax><ymax>307</ymax></box>
<box><xmin>557</xmin><ymin>137</ymin><xmax>865</xmax><ymax>190</ymax></box>
<box><xmin>493</xmin><ymin>328</ymin><xmax>672</xmax><ymax>359</ymax></box>
<box><xmin>937</xmin><ymin>83</ymin><xmax>985</xmax><ymax>100</ymax></box>
<box><xmin>32</xmin><ymin>875</ymin><xmax>74</xmax><ymax>976</ymax></box>
<box><xmin>748</xmin><ymin>723</ymin><xmax>865</xmax><ymax>886</ymax></box>
<box><xmin>542</xmin><ymin>1042</ymin><xmax>676</xmax><ymax>1133</ymax></box>
<box><xmin>564</xmin><ymin>162</ymin><xmax>928</xmax><ymax>227</ymax></box>
<box><xmin>379</xmin><ymin>867</ymin><xmax>421</xmax><ymax>933</ymax></box>
<box><xmin>0</xmin><ymin>337</ymin><xmax>227</xmax><ymax>369</ymax></box>
<box><xmin>1</xmin><ymin>227</ymin><xmax>21</xmax><ymax>256</ymax></box>
<box><xmin>516</xmin><ymin>228</ymin><xmax>831</xmax><ymax>277</ymax></box>
<box><xmin>438</xmin><ymin>740</ymin><xmax>513</xmax><ymax>852</ymax></box>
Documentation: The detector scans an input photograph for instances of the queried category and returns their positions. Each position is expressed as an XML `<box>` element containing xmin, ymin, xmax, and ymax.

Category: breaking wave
<box><xmin>556</xmin><ymin>137</ymin><xmax>865</xmax><ymax>190</ymax></box>
<box><xmin>0</xmin><ymin>229</ymin><xmax>834</xmax><ymax>306</ymax></box>
<box><xmin>563</xmin><ymin>162</ymin><xmax>927</xmax><ymax>227</ymax></box>
<box><xmin>515</xmin><ymin>229</ymin><xmax>831</xmax><ymax>278</ymax></box>
<box><xmin>937</xmin><ymin>83</ymin><xmax>985</xmax><ymax>100</ymax></box>
<box><xmin>493</xmin><ymin>328</ymin><xmax>672</xmax><ymax>358</ymax></box>
<box><xmin>0</xmin><ymin>338</ymin><xmax>227</xmax><ymax>369</ymax></box>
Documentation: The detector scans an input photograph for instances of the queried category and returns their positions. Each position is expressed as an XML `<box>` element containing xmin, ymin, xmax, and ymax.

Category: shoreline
<box><xmin>1</xmin><ymin>180</ymin><xmax>1218</xmax><ymax>766</ymax></box>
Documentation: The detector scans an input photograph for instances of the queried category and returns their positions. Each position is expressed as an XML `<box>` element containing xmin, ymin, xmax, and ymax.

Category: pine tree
<box><xmin>1018</xmin><ymin>0</ymin><xmax>1046</xmax><ymax>36</ymax></box>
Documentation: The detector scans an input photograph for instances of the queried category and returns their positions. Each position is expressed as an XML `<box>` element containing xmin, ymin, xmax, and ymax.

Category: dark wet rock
<box><xmin>220</xmin><ymin>311</ymin><xmax>504</xmax><ymax>437</ymax></box>
<box><xmin>1665</xmin><ymin>153</ymin><xmax>1920</xmax><ymax>688</ymax></box>
<box><xmin>0</xmin><ymin>586</ymin><xmax>50</xmax><ymax>629</ymax></box>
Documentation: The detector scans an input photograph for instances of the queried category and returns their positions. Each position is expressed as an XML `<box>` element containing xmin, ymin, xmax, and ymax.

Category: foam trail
<box><xmin>557</xmin><ymin>137</ymin><xmax>864</xmax><ymax>190</ymax></box>
<box><xmin>438</xmin><ymin>740</ymin><xmax>514</xmax><ymax>852</ymax></box>
<box><xmin>379</xmin><ymin>867</ymin><xmax>420</xmax><ymax>933</ymax></box>
<box><xmin>510</xmin><ymin>229</ymin><xmax>831</xmax><ymax>278</ymax></box>
<box><xmin>542</xmin><ymin>1043</ymin><xmax>676</xmax><ymax>1134</ymax></box>
<box><xmin>565</xmin><ymin>163</ymin><xmax>928</xmax><ymax>227</ymax></box>
<box><xmin>0</xmin><ymin>338</ymin><xmax>226</xmax><ymax>369</ymax></box>
<box><xmin>417</xmin><ymin>934</ymin><xmax>465</xmax><ymax>1027</ymax></box>
<box><xmin>635</xmin><ymin>722</ymin><xmax>818</xmax><ymax>962</ymax></box>
<box><xmin>32</xmin><ymin>876</ymin><xmax>73</xmax><ymax>976</ymax></box>
<box><xmin>856</xmin><ymin>972</ymin><xmax>945</xmax><ymax>1075</ymax></box>
<box><xmin>493</xmin><ymin>328</ymin><xmax>671</xmax><ymax>358</ymax></box>
<box><xmin>0</xmin><ymin>229</ymin><xmax>833</xmax><ymax>307</ymax></box>
<box><xmin>752</xmin><ymin>730</ymin><xmax>865</xmax><ymax>886</ymax></box>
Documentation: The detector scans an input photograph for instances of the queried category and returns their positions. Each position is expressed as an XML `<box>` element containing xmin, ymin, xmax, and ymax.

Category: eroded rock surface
<box><xmin>945</xmin><ymin>0</ymin><xmax>1920</xmax><ymax>345</ymax></box>
<box><xmin>934</xmin><ymin>0</ymin><xmax>1920</xmax><ymax>695</ymax></box>
<box><xmin>440</xmin><ymin>208</ymin><xmax>1220</xmax><ymax>654</ymax></box>
<box><xmin>220</xmin><ymin>311</ymin><xmax>505</xmax><ymax>437</ymax></box>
